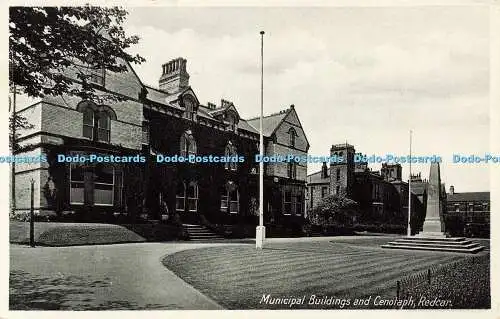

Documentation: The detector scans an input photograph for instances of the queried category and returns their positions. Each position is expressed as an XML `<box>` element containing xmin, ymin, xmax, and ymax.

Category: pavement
<box><xmin>10</xmin><ymin>242</ymin><xmax>245</xmax><ymax>309</ymax></box>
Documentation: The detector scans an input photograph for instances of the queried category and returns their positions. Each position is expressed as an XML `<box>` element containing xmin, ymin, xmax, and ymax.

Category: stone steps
<box><xmin>381</xmin><ymin>237</ymin><xmax>485</xmax><ymax>254</ymax></box>
<box><xmin>183</xmin><ymin>224</ymin><xmax>225</xmax><ymax>241</ymax></box>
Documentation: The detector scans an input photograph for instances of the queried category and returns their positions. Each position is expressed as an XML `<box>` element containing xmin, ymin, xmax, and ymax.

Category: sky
<box><xmin>123</xmin><ymin>6</ymin><xmax>490</xmax><ymax>192</ymax></box>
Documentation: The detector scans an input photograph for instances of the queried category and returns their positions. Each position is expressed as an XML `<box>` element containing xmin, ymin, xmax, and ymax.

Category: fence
<box><xmin>396</xmin><ymin>254</ymin><xmax>489</xmax><ymax>299</ymax></box>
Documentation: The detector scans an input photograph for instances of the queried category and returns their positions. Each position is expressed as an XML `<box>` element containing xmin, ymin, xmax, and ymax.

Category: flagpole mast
<box><xmin>256</xmin><ymin>31</ymin><xmax>266</xmax><ymax>249</ymax></box>
<box><xmin>407</xmin><ymin>130</ymin><xmax>412</xmax><ymax>237</ymax></box>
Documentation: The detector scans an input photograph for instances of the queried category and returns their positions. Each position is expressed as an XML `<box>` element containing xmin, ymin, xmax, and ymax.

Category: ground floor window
<box><xmin>187</xmin><ymin>181</ymin><xmax>198</xmax><ymax>212</ymax></box>
<box><xmin>176</xmin><ymin>180</ymin><xmax>198</xmax><ymax>212</ymax></box>
<box><xmin>94</xmin><ymin>164</ymin><xmax>114</xmax><ymax>206</ymax></box>
<box><xmin>283</xmin><ymin>190</ymin><xmax>292</xmax><ymax>215</ymax></box>
<box><xmin>176</xmin><ymin>181</ymin><xmax>185</xmax><ymax>211</ymax></box>
<box><xmin>295</xmin><ymin>193</ymin><xmax>303</xmax><ymax>215</ymax></box>
<box><xmin>221</xmin><ymin>181</ymin><xmax>239</xmax><ymax>214</ymax></box>
<box><xmin>69</xmin><ymin>159</ymin><xmax>122</xmax><ymax>207</ymax></box>
<box><xmin>70</xmin><ymin>163</ymin><xmax>84</xmax><ymax>204</ymax></box>
<box><xmin>282</xmin><ymin>185</ymin><xmax>305</xmax><ymax>216</ymax></box>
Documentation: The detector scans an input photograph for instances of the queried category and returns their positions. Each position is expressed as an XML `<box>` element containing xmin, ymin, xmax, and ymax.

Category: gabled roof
<box><xmin>307</xmin><ymin>170</ymin><xmax>329</xmax><ymax>185</ymax></box>
<box><xmin>238</xmin><ymin>119</ymin><xmax>259</xmax><ymax>134</ymax></box>
<box><xmin>246</xmin><ymin>110</ymin><xmax>289</xmax><ymax>137</ymax></box>
<box><xmin>447</xmin><ymin>192</ymin><xmax>490</xmax><ymax>202</ymax></box>
<box><xmin>143</xmin><ymin>85</ymin><xmax>258</xmax><ymax>135</ymax></box>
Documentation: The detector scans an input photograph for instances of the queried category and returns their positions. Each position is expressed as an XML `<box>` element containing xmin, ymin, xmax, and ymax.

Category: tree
<box><xmin>8</xmin><ymin>6</ymin><xmax>145</xmax><ymax>214</ymax></box>
<box><xmin>9</xmin><ymin>6</ymin><xmax>145</xmax><ymax>102</ymax></box>
<box><xmin>310</xmin><ymin>192</ymin><xmax>359</xmax><ymax>226</ymax></box>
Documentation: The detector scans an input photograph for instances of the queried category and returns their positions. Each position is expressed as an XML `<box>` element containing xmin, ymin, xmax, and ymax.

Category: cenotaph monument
<box><xmin>417</xmin><ymin>162</ymin><xmax>445</xmax><ymax>237</ymax></box>
<box><xmin>382</xmin><ymin>162</ymin><xmax>484</xmax><ymax>253</ymax></box>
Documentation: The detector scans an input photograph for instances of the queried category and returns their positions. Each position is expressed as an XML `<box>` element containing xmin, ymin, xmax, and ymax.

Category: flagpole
<box><xmin>256</xmin><ymin>31</ymin><xmax>266</xmax><ymax>249</ymax></box>
<box><xmin>407</xmin><ymin>130</ymin><xmax>412</xmax><ymax>237</ymax></box>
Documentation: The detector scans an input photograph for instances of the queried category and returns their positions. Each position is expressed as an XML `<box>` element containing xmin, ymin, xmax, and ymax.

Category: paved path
<box><xmin>10</xmin><ymin>242</ymin><xmax>246</xmax><ymax>310</ymax></box>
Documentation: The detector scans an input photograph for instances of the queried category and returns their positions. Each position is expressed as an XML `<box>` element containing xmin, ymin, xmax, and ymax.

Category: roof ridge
<box><xmin>246</xmin><ymin>108</ymin><xmax>289</xmax><ymax>121</ymax></box>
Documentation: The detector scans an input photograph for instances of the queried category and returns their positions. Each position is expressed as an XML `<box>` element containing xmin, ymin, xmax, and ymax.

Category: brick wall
<box><xmin>271</xmin><ymin>143</ymin><xmax>307</xmax><ymax>180</ymax></box>
<box><xmin>110</xmin><ymin>121</ymin><xmax>142</xmax><ymax>150</ymax></box>
<box><xmin>266</xmin><ymin>110</ymin><xmax>308</xmax><ymax>180</ymax></box>
<box><xmin>41</xmin><ymin>103</ymin><xmax>83</xmax><ymax>138</ymax></box>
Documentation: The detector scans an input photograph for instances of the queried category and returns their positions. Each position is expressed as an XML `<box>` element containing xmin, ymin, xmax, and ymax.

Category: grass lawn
<box><xmin>10</xmin><ymin>221</ymin><xmax>146</xmax><ymax>246</ymax></box>
<box><xmin>403</xmin><ymin>255</ymin><xmax>490</xmax><ymax>309</ymax></box>
<box><xmin>162</xmin><ymin>239</ymin><xmax>489</xmax><ymax>309</ymax></box>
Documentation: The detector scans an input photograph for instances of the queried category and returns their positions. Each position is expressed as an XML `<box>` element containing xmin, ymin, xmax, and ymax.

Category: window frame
<box><xmin>283</xmin><ymin>190</ymin><xmax>292</xmax><ymax>215</ymax></box>
<box><xmin>69</xmin><ymin>162</ymin><xmax>85</xmax><ymax>205</ymax></box>
<box><xmin>288</xmin><ymin>127</ymin><xmax>297</xmax><ymax>148</ymax></box>
<box><xmin>186</xmin><ymin>181</ymin><xmax>199</xmax><ymax>212</ymax></box>
<box><xmin>78</xmin><ymin>101</ymin><xmax>115</xmax><ymax>143</ymax></box>
<box><xmin>287</xmin><ymin>162</ymin><xmax>297</xmax><ymax>179</ymax></box>
<box><xmin>88</xmin><ymin>65</ymin><xmax>106</xmax><ymax>87</ymax></box>
<box><xmin>83</xmin><ymin>108</ymin><xmax>94</xmax><ymax>140</ymax></box>
<box><xmin>180</xmin><ymin>131</ymin><xmax>197</xmax><ymax>157</ymax></box>
<box><xmin>97</xmin><ymin>112</ymin><xmax>111</xmax><ymax>143</ymax></box>
<box><xmin>176</xmin><ymin>181</ymin><xmax>186</xmax><ymax>212</ymax></box>
<box><xmin>93</xmin><ymin>164</ymin><xmax>115</xmax><ymax>207</ymax></box>
<box><xmin>224</xmin><ymin>141</ymin><xmax>238</xmax><ymax>171</ymax></box>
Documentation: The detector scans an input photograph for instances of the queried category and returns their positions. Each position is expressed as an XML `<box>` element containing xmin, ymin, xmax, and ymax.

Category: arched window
<box><xmin>183</xmin><ymin>96</ymin><xmax>197</xmax><ymax>120</ymax></box>
<box><xmin>83</xmin><ymin>108</ymin><xmax>94</xmax><ymax>139</ymax></box>
<box><xmin>97</xmin><ymin>112</ymin><xmax>111</xmax><ymax>142</ymax></box>
<box><xmin>224</xmin><ymin>141</ymin><xmax>238</xmax><ymax>170</ymax></box>
<box><xmin>225</xmin><ymin>110</ymin><xmax>239</xmax><ymax>132</ymax></box>
<box><xmin>77</xmin><ymin>101</ymin><xmax>115</xmax><ymax>143</ymax></box>
<box><xmin>180</xmin><ymin>130</ymin><xmax>197</xmax><ymax>157</ymax></box>
<box><xmin>288</xmin><ymin>127</ymin><xmax>297</xmax><ymax>147</ymax></box>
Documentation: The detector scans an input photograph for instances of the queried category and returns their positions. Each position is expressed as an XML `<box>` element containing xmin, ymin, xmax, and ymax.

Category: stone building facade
<box><xmin>445</xmin><ymin>186</ymin><xmax>490</xmax><ymax>237</ymax></box>
<box><xmin>12</xmin><ymin>56</ymin><xmax>309</xmax><ymax>229</ymax></box>
<box><xmin>306</xmin><ymin>143</ymin><xmax>426</xmax><ymax>231</ymax></box>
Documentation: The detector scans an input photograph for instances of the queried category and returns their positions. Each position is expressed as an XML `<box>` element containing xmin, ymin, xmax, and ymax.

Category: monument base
<box><xmin>255</xmin><ymin>226</ymin><xmax>266</xmax><ymax>249</ymax></box>
<box><xmin>381</xmin><ymin>236</ymin><xmax>484</xmax><ymax>254</ymax></box>
<box><xmin>414</xmin><ymin>231</ymin><xmax>447</xmax><ymax>239</ymax></box>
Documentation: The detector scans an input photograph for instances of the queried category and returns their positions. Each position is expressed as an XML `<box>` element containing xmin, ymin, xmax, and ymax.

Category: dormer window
<box><xmin>183</xmin><ymin>96</ymin><xmax>197</xmax><ymax>121</ymax></box>
<box><xmin>225</xmin><ymin>111</ymin><xmax>239</xmax><ymax>132</ymax></box>
<box><xmin>288</xmin><ymin>128</ymin><xmax>297</xmax><ymax>147</ymax></box>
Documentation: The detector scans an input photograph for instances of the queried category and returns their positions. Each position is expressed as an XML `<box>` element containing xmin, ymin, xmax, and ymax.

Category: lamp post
<box><xmin>30</xmin><ymin>179</ymin><xmax>35</xmax><ymax>247</ymax></box>
<box><xmin>256</xmin><ymin>31</ymin><xmax>266</xmax><ymax>249</ymax></box>
<box><xmin>407</xmin><ymin>130</ymin><xmax>412</xmax><ymax>237</ymax></box>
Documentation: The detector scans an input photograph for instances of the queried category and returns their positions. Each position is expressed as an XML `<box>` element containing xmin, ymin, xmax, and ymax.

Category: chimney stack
<box><xmin>449</xmin><ymin>185</ymin><xmax>454</xmax><ymax>194</ymax></box>
<box><xmin>159</xmin><ymin>57</ymin><xmax>190</xmax><ymax>93</ymax></box>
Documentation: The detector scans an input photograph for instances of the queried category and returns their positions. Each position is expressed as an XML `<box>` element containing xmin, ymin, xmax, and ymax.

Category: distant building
<box><xmin>306</xmin><ymin>143</ymin><xmax>425</xmax><ymax>231</ymax></box>
<box><xmin>445</xmin><ymin>186</ymin><xmax>490</xmax><ymax>237</ymax></box>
